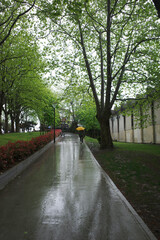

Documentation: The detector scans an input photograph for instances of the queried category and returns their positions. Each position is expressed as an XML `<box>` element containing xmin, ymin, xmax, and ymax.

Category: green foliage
<box><xmin>1</xmin><ymin>0</ymin><xmax>160</xmax><ymax>148</ymax></box>
<box><xmin>46</xmin><ymin>0</ymin><xmax>160</xmax><ymax>103</ymax></box>
<box><xmin>76</xmin><ymin>99</ymin><xmax>100</xmax><ymax>130</ymax></box>
<box><xmin>0</xmin><ymin>31</ymin><xmax>47</xmax><ymax>113</ymax></box>
<box><xmin>39</xmin><ymin>92</ymin><xmax>61</xmax><ymax>128</ymax></box>
<box><xmin>0</xmin><ymin>0</ymin><xmax>36</xmax><ymax>45</ymax></box>
<box><xmin>0</xmin><ymin>20</ymin><xmax>61</xmax><ymax>132</ymax></box>
<box><xmin>38</xmin><ymin>0</ymin><xmax>160</xmax><ymax>149</ymax></box>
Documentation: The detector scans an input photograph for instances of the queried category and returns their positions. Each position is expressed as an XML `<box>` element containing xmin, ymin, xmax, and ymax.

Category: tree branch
<box><xmin>111</xmin><ymin>1</ymin><xmax>137</xmax><ymax>63</ymax></box>
<box><xmin>84</xmin><ymin>3</ymin><xmax>107</xmax><ymax>32</ymax></box>
<box><xmin>116</xmin><ymin>97</ymin><xmax>147</xmax><ymax>101</ymax></box>
<box><xmin>105</xmin><ymin>0</ymin><xmax>112</xmax><ymax>111</ymax></box>
<box><xmin>0</xmin><ymin>0</ymin><xmax>36</xmax><ymax>45</ymax></box>
<box><xmin>78</xmin><ymin>20</ymin><xmax>100</xmax><ymax>112</ymax></box>
<box><xmin>110</xmin><ymin>41</ymin><xmax>131</xmax><ymax>108</ymax></box>
<box><xmin>99</xmin><ymin>32</ymin><xmax>104</xmax><ymax>109</ymax></box>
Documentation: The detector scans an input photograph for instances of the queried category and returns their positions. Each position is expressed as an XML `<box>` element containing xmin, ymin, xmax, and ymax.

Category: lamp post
<box><xmin>53</xmin><ymin>104</ymin><xmax>56</xmax><ymax>143</ymax></box>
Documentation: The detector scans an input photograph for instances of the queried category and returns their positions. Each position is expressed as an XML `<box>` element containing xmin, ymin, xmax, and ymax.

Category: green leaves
<box><xmin>0</xmin><ymin>18</ymin><xmax>60</xmax><ymax>131</ymax></box>
<box><xmin>0</xmin><ymin>0</ymin><xmax>36</xmax><ymax>45</ymax></box>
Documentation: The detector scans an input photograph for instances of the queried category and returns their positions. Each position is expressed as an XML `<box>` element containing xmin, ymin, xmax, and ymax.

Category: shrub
<box><xmin>0</xmin><ymin>129</ymin><xmax>61</xmax><ymax>171</ymax></box>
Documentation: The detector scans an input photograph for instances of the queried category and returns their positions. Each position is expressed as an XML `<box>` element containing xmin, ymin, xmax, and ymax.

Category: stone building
<box><xmin>110</xmin><ymin>99</ymin><xmax>160</xmax><ymax>144</ymax></box>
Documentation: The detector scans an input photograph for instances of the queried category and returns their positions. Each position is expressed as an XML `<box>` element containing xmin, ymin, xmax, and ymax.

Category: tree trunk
<box><xmin>99</xmin><ymin>119</ymin><xmax>113</xmax><ymax>149</ymax></box>
<box><xmin>4</xmin><ymin>102</ymin><xmax>8</xmax><ymax>133</ymax></box>
<box><xmin>10</xmin><ymin>113</ymin><xmax>15</xmax><ymax>133</ymax></box>
<box><xmin>0</xmin><ymin>92</ymin><xmax>4</xmax><ymax>134</ymax></box>
<box><xmin>15</xmin><ymin>114</ymin><xmax>20</xmax><ymax>132</ymax></box>
<box><xmin>4</xmin><ymin>111</ymin><xmax>8</xmax><ymax>133</ymax></box>
<box><xmin>0</xmin><ymin>108</ymin><xmax>2</xmax><ymax>134</ymax></box>
<box><xmin>97</xmin><ymin>111</ymin><xmax>113</xmax><ymax>149</ymax></box>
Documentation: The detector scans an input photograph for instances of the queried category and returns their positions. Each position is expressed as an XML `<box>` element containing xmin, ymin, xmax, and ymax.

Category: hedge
<box><xmin>0</xmin><ymin>129</ymin><xmax>61</xmax><ymax>171</ymax></box>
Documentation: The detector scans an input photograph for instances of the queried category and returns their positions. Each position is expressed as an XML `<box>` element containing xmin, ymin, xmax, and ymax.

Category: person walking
<box><xmin>78</xmin><ymin>130</ymin><xmax>85</xmax><ymax>143</ymax></box>
<box><xmin>76</xmin><ymin>127</ymin><xmax>85</xmax><ymax>143</ymax></box>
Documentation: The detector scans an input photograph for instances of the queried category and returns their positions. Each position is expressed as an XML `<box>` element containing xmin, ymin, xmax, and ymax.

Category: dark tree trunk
<box><xmin>4</xmin><ymin>102</ymin><xmax>9</xmax><ymax>133</ymax></box>
<box><xmin>16</xmin><ymin>121</ymin><xmax>20</xmax><ymax>132</ymax></box>
<box><xmin>97</xmin><ymin>111</ymin><xmax>113</xmax><ymax>149</ymax></box>
<box><xmin>0</xmin><ymin>92</ymin><xmax>4</xmax><ymax>134</ymax></box>
<box><xmin>0</xmin><ymin>109</ymin><xmax>2</xmax><ymax>134</ymax></box>
<box><xmin>4</xmin><ymin>111</ymin><xmax>8</xmax><ymax>133</ymax></box>
<box><xmin>10</xmin><ymin>113</ymin><xmax>15</xmax><ymax>133</ymax></box>
<box><xmin>15</xmin><ymin>113</ymin><xmax>20</xmax><ymax>132</ymax></box>
<box><xmin>99</xmin><ymin>119</ymin><xmax>113</xmax><ymax>149</ymax></box>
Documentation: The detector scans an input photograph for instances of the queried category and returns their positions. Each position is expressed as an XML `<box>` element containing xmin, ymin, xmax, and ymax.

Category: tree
<box><xmin>0</xmin><ymin>26</ymin><xmax>53</xmax><ymax>133</ymax></box>
<box><xmin>38</xmin><ymin>90</ymin><xmax>61</xmax><ymax>131</ymax></box>
<box><xmin>43</xmin><ymin>0</ymin><xmax>159</xmax><ymax>149</ymax></box>
<box><xmin>75</xmin><ymin>97</ymin><xmax>100</xmax><ymax>137</ymax></box>
<box><xmin>0</xmin><ymin>0</ymin><xmax>36</xmax><ymax>45</ymax></box>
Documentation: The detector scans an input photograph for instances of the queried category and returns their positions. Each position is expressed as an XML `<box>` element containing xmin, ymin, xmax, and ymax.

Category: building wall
<box><xmin>110</xmin><ymin>100</ymin><xmax>160</xmax><ymax>144</ymax></box>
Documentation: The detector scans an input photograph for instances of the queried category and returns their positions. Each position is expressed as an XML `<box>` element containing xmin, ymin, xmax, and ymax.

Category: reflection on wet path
<box><xmin>38</xmin><ymin>134</ymin><xmax>102</xmax><ymax>240</ymax></box>
<box><xmin>0</xmin><ymin>134</ymin><xmax>155</xmax><ymax>240</ymax></box>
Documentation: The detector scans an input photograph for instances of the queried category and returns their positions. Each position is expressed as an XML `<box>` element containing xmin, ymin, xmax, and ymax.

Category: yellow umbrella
<box><xmin>76</xmin><ymin>127</ymin><xmax>85</xmax><ymax>131</ymax></box>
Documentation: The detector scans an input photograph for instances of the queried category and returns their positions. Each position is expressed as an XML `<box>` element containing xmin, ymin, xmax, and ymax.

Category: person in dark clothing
<box><xmin>78</xmin><ymin>130</ymin><xmax>85</xmax><ymax>143</ymax></box>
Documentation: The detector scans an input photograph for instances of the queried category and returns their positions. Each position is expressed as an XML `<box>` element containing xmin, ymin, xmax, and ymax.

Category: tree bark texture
<box><xmin>97</xmin><ymin>111</ymin><xmax>113</xmax><ymax>149</ymax></box>
<box><xmin>15</xmin><ymin>112</ymin><xmax>20</xmax><ymax>132</ymax></box>
<box><xmin>10</xmin><ymin>115</ymin><xmax>15</xmax><ymax>133</ymax></box>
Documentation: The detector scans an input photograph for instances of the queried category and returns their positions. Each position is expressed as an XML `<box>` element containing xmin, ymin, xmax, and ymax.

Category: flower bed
<box><xmin>0</xmin><ymin>129</ymin><xmax>61</xmax><ymax>171</ymax></box>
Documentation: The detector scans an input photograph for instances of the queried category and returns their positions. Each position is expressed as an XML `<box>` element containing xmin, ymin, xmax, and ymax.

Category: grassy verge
<box><xmin>0</xmin><ymin>132</ymin><xmax>41</xmax><ymax>146</ymax></box>
<box><xmin>85</xmin><ymin>136</ymin><xmax>160</xmax><ymax>240</ymax></box>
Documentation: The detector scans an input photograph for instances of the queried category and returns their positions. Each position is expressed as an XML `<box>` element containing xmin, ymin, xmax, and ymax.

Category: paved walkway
<box><xmin>0</xmin><ymin>133</ymin><xmax>157</xmax><ymax>240</ymax></box>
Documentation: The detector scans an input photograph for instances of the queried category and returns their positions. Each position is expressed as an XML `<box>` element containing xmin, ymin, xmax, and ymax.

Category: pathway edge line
<box><xmin>84</xmin><ymin>142</ymin><xmax>157</xmax><ymax>240</ymax></box>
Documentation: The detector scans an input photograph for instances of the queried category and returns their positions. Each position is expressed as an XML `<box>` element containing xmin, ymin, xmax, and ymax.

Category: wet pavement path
<box><xmin>0</xmin><ymin>133</ymin><xmax>157</xmax><ymax>240</ymax></box>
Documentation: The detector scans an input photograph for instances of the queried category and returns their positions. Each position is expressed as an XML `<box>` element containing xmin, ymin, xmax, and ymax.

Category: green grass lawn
<box><xmin>85</xmin><ymin>136</ymin><xmax>160</xmax><ymax>156</ymax></box>
<box><xmin>85</xmin><ymin>136</ymin><xmax>160</xmax><ymax>239</ymax></box>
<box><xmin>0</xmin><ymin>132</ymin><xmax>41</xmax><ymax>147</ymax></box>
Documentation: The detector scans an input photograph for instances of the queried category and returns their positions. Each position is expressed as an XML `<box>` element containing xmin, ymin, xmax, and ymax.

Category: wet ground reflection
<box><xmin>0</xmin><ymin>133</ymin><xmax>154</xmax><ymax>240</ymax></box>
<box><xmin>38</xmin><ymin>134</ymin><xmax>102</xmax><ymax>239</ymax></box>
